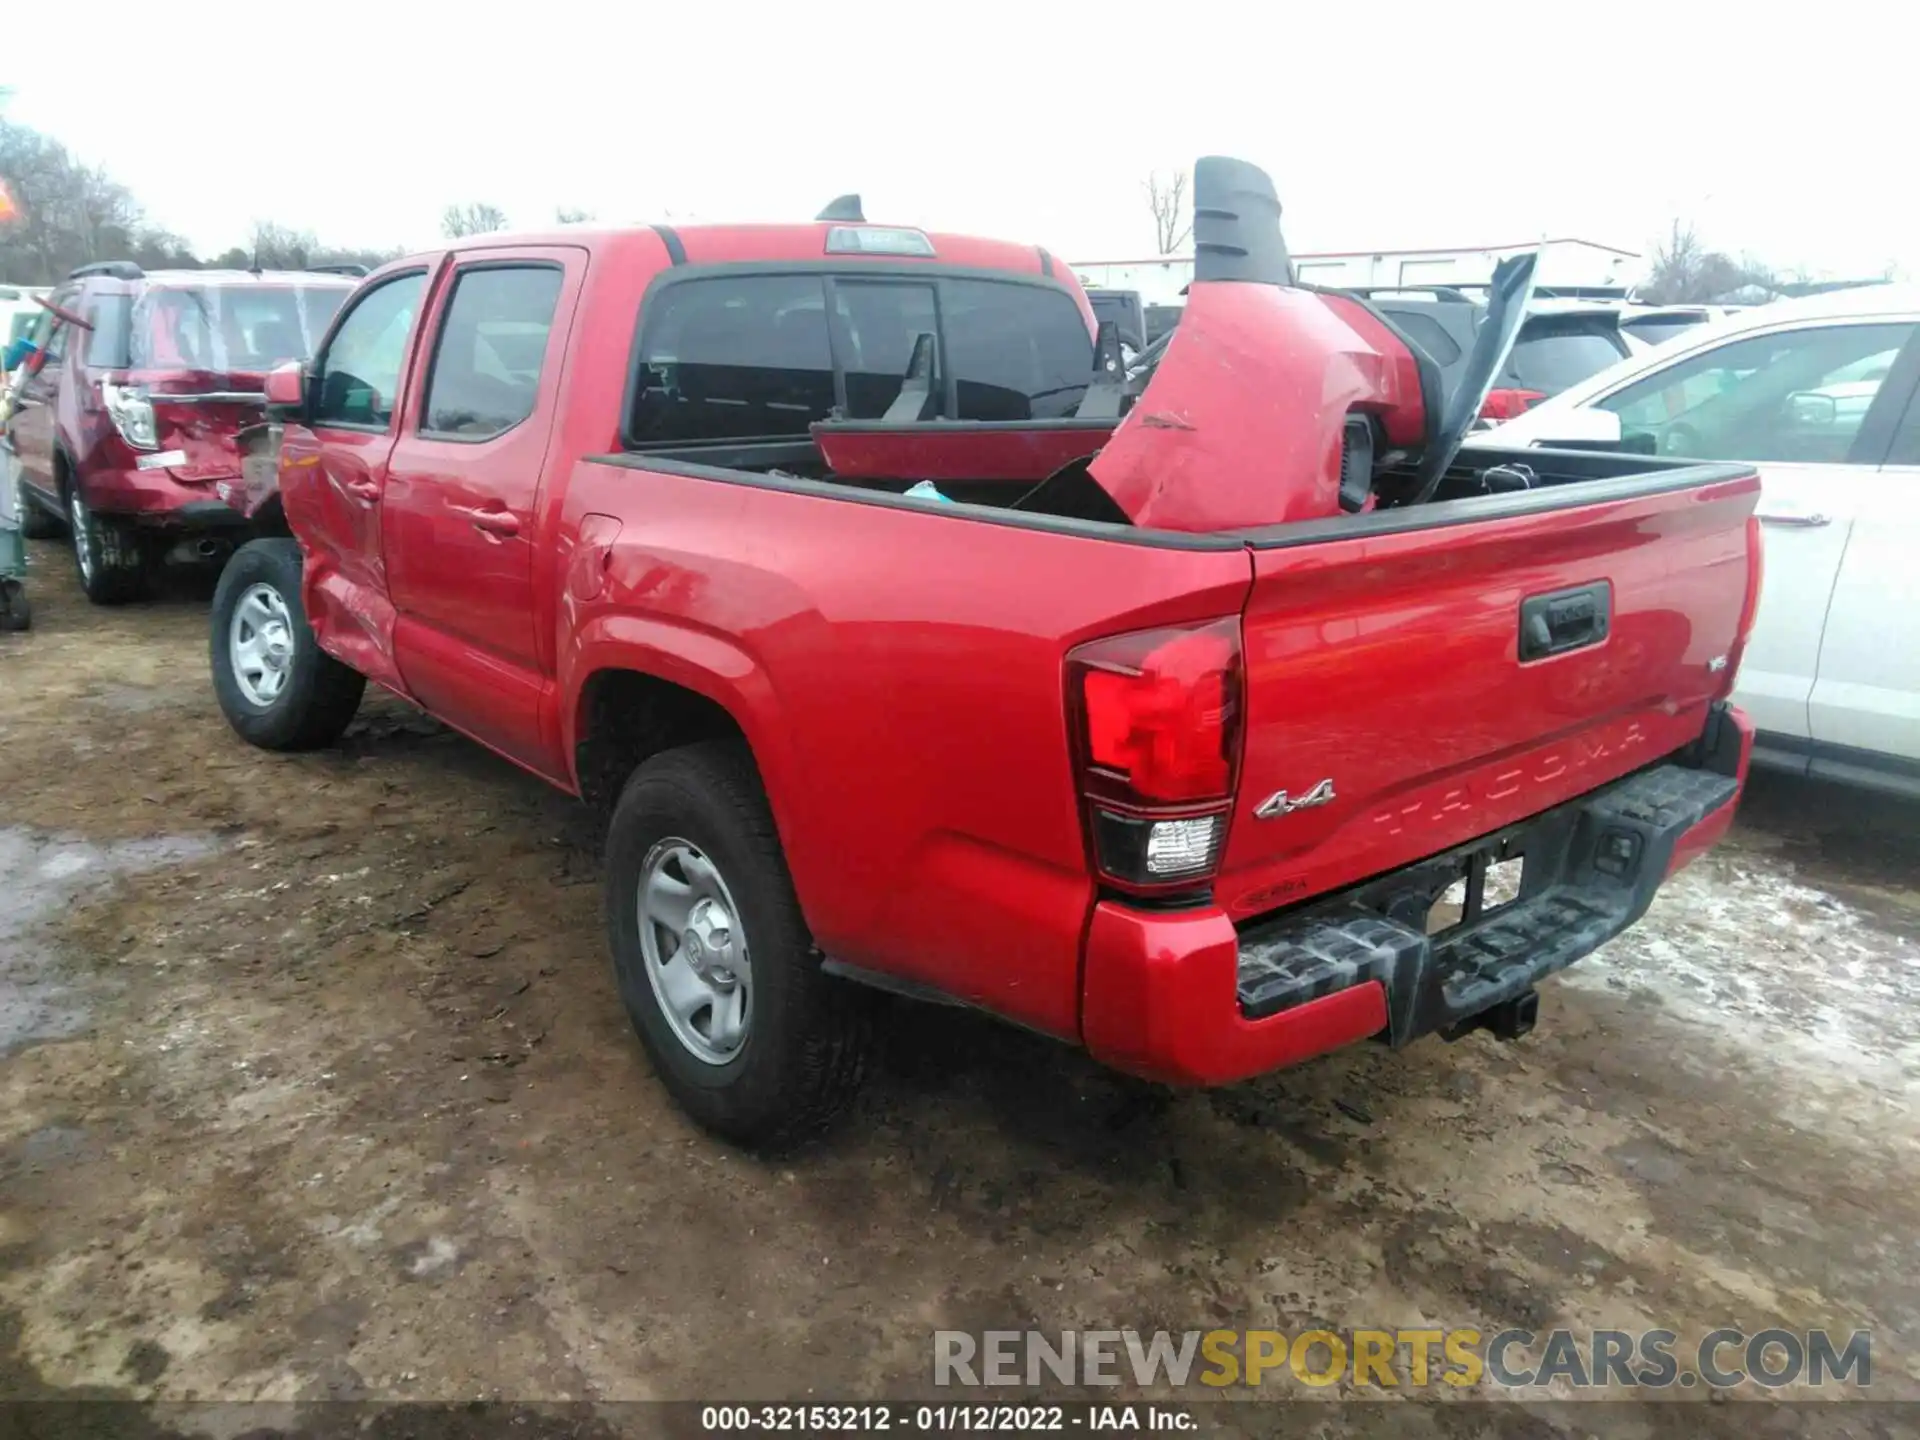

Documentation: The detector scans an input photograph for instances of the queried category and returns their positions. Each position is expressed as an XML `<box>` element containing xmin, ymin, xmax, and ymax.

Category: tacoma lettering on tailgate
<box><xmin>1369</xmin><ymin>722</ymin><xmax>1651</xmax><ymax>839</ymax></box>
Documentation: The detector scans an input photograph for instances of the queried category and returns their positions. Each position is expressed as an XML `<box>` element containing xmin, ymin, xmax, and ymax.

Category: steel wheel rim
<box><xmin>69</xmin><ymin>492</ymin><xmax>93</xmax><ymax>583</ymax></box>
<box><xmin>229</xmin><ymin>582</ymin><xmax>296</xmax><ymax>708</ymax></box>
<box><xmin>637</xmin><ymin>837</ymin><xmax>752</xmax><ymax>1065</ymax></box>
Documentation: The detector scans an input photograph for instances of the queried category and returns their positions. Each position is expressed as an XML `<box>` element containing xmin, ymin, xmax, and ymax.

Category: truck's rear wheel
<box><xmin>605</xmin><ymin>741</ymin><xmax>874</xmax><ymax>1148</ymax></box>
<box><xmin>67</xmin><ymin>487</ymin><xmax>147</xmax><ymax>605</ymax></box>
<box><xmin>210</xmin><ymin>538</ymin><xmax>366</xmax><ymax>750</ymax></box>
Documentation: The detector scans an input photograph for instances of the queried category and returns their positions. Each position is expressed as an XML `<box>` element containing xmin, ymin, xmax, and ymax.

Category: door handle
<box><xmin>341</xmin><ymin>477</ymin><xmax>380</xmax><ymax>502</ymax></box>
<box><xmin>1756</xmin><ymin>508</ymin><xmax>1832</xmax><ymax>527</ymax></box>
<box><xmin>1519</xmin><ymin>580</ymin><xmax>1612</xmax><ymax>662</ymax></box>
<box><xmin>456</xmin><ymin>505</ymin><xmax>520</xmax><ymax>537</ymax></box>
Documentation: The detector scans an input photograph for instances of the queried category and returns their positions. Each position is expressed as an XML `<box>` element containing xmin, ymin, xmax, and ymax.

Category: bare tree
<box><xmin>1642</xmin><ymin>220</ymin><xmax>1706</xmax><ymax>304</ymax></box>
<box><xmin>554</xmin><ymin>206</ymin><xmax>595</xmax><ymax>225</ymax></box>
<box><xmin>1642</xmin><ymin>218</ymin><xmax>1786</xmax><ymax>304</ymax></box>
<box><xmin>1144</xmin><ymin>170</ymin><xmax>1191</xmax><ymax>255</ymax></box>
<box><xmin>204</xmin><ymin>233</ymin><xmax>401</xmax><ymax>272</ymax></box>
<box><xmin>247</xmin><ymin>220</ymin><xmax>315</xmax><ymax>270</ymax></box>
<box><xmin>0</xmin><ymin>119</ymin><xmax>192</xmax><ymax>282</ymax></box>
<box><xmin>441</xmin><ymin>202</ymin><xmax>509</xmax><ymax>238</ymax></box>
<box><xmin>1</xmin><ymin>117</ymin><xmax>403</xmax><ymax>281</ymax></box>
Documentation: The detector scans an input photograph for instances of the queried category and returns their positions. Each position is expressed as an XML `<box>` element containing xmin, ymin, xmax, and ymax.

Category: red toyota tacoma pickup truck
<box><xmin>208</xmin><ymin>158</ymin><xmax>1761</xmax><ymax>1147</ymax></box>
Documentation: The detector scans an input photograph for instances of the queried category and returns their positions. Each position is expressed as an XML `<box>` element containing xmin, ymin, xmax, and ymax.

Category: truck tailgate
<box><xmin>1215</xmin><ymin>472</ymin><xmax>1761</xmax><ymax>920</ymax></box>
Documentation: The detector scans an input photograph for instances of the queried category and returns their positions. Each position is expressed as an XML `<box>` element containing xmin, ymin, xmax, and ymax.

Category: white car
<box><xmin>1473</xmin><ymin>286</ymin><xmax>1920</xmax><ymax>797</ymax></box>
<box><xmin>1616</xmin><ymin>303</ymin><xmax>1750</xmax><ymax>351</ymax></box>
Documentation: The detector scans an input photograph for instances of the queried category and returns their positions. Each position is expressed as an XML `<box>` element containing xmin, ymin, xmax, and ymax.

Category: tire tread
<box><xmin>210</xmin><ymin>539</ymin><xmax>365</xmax><ymax>750</ymax></box>
<box><xmin>607</xmin><ymin>741</ymin><xmax>873</xmax><ymax>1149</ymax></box>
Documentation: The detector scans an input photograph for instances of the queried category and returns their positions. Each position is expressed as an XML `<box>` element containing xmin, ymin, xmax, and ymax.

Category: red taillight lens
<box><xmin>1479</xmin><ymin>388</ymin><xmax>1547</xmax><ymax>422</ymax></box>
<box><xmin>1073</xmin><ymin>618</ymin><xmax>1241</xmax><ymax>804</ymax></box>
<box><xmin>1068</xmin><ymin>618</ymin><xmax>1243</xmax><ymax>892</ymax></box>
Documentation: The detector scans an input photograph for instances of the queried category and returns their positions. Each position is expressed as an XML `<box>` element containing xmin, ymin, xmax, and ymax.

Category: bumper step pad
<box><xmin>1234</xmin><ymin>762</ymin><xmax>1737</xmax><ymax>1044</ymax></box>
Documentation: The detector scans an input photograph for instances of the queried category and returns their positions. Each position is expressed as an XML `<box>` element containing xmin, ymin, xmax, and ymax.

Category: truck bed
<box><xmin>566</xmin><ymin>437</ymin><xmax>1757</xmax><ymax>1043</ymax></box>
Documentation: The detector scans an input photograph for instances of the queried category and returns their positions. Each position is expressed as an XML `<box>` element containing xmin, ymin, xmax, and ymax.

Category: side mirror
<box><xmin>263</xmin><ymin>359</ymin><xmax>305</xmax><ymax>421</ymax></box>
<box><xmin>1786</xmin><ymin>391</ymin><xmax>1837</xmax><ymax>427</ymax></box>
<box><xmin>1530</xmin><ymin>407</ymin><xmax>1623</xmax><ymax>449</ymax></box>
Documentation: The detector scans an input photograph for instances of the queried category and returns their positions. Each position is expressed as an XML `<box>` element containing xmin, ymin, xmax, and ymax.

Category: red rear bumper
<box><xmin>1081</xmin><ymin>708</ymin><xmax>1752</xmax><ymax>1087</ymax></box>
<box><xmin>84</xmin><ymin>461</ymin><xmax>240</xmax><ymax>529</ymax></box>
<box><xmin>1082</xmin><ymin>901</ymin><xmax>1389</xmax><ymax>1085</ymax></box>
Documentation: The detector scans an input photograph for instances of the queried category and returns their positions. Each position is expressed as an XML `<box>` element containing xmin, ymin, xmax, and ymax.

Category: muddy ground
<box><xmin>1</xmin><ymin>539</ymin><xmax>1917</xmax><ymax>1437</ymax></box>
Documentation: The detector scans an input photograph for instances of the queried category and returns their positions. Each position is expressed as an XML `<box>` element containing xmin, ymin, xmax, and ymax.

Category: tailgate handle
<box><xmin>1519</xmin><ymin>581</ymin><xmax>1611</xmax><ymax>662</ymax></box>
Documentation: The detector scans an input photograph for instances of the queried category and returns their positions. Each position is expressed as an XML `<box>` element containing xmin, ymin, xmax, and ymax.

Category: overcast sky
<box><xmin>9</xmin><ymin>2</ymin><xmax>1916</xmax><ymax>280</ymax></box>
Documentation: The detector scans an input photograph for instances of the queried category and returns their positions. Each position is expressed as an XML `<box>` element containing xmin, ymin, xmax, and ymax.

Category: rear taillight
<box><xmin>99</xmin><ymin>380</ymin><xmax>158</xmax><ymax>450</ymax></box>
<box><xmin>1479</xmin><ymin>387</ymin><xmax>1546</xmax><ymax>422</ymax></box>
<box><xmin>1067</xmin><ymin>617</ymin><xmax>1242</xmax><ymax>894</ymax></box>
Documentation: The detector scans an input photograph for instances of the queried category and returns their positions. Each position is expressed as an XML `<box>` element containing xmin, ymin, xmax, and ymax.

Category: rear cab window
<box><xmin>627</xmin><ymin>271</ymin><xmax>1093</xmax><ymax>446</ymax></box>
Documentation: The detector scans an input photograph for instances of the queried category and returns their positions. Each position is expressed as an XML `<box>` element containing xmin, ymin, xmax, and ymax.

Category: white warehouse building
<box><xmin>1071</xmin><ymin>238</ymin><xmax>1642</xmax><ymax>306</ymax></box>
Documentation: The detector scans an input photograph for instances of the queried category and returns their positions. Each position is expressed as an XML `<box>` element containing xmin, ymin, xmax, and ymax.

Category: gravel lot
<box><xmin>1</xmin><ymin>539</ymin><xmax>1917</xmax><ymax>1436</ymax></box>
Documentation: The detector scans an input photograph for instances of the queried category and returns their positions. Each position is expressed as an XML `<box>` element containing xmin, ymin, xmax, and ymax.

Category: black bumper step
<box><xmin>1235</xmin><ymin>762</ymin><xmax>1738</xmax><ymax>1044</ymax></box>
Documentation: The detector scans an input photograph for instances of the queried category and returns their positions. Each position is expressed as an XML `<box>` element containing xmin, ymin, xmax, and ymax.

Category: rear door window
<box><xmin>628</xmin><ymin>273</ymin><xmax>1094</xmax><ymax>445</ymax></box>
<box><xmin>420</xmin><ymin>265</ymin><xmax>564</xmax><ymax>439</ymax></box>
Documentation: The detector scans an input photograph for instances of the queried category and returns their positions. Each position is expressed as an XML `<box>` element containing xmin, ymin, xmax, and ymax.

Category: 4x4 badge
<box><xmin>1255</xmin><ymin>779</ymin><xmax>1336</xmax><ymax>820</ymax></box>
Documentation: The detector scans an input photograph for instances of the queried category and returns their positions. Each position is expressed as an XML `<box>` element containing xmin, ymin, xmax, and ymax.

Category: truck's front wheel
<box><xmin>210</xmin><ymin>539</ymin><xmax>366</xmax><ymax>750</ymax></box>
<box><xmin>605</xmin><ymin>741</ymin><xmax>874</xmax><ymax>1149</ymax></box>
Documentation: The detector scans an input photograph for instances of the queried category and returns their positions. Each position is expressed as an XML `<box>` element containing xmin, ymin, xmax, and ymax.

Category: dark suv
<box><xmin>6</xmin><ymin>262</ymin><xmax>355</xmax><ymax>602</ymax></box>
<box><xmin>1355</xmin><ymin>289</ymin><xmax>1632</xmax><ymax>424</ymax></box>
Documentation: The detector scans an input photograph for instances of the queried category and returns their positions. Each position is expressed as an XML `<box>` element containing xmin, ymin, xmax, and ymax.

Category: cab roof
<box><xmin>386</xmin><ymin>221</ymin><xmax>1062</xmax><ymax>281</ymax></box>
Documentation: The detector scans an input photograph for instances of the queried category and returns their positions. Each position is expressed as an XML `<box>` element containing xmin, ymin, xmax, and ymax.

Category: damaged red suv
<box><xmin>5</xmin><ymin>263</ymin><xmax>356</xmax><ymax>602</ymax></box>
